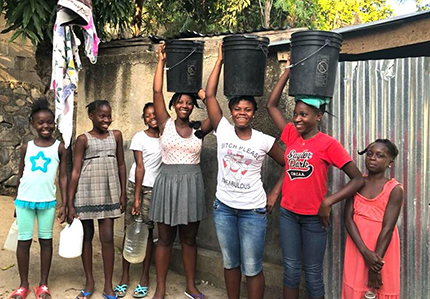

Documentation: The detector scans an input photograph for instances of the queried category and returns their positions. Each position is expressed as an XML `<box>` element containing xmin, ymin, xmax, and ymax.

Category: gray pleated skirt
<box><xmin>149</xmin><ymin>164</ymin><xmax>207</xmax><ymax>226</ymax></box>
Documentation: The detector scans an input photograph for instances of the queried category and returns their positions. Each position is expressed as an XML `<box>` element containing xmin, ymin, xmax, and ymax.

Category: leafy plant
<box><xmin>1</xmin><ymin>0</ymin><xmax>56</xmax><ymax>45</ymax></box>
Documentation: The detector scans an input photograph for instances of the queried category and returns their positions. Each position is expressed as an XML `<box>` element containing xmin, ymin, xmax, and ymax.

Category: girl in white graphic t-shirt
<box><xmin>205</xmin><ymin>43</ymin><xmax>285</xmax><ymax>299</ymax></box>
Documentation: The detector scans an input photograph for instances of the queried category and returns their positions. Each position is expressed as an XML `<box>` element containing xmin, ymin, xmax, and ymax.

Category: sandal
<box><xmin>184</xmin><ymin>291</ymin><xmax>206</xmax><ymax>299</ymax></box>
<box><xmin>114</xmin><ymin>284</ymin><xmax>129</xmax><ymax>297</ymax></box>
<box><xmin>9</xmin><ymin>287</ymin><xmax>31</xmax><ymax>299</ymax></box>
<box><xmin>75</xmin><ymin>289</ymin><xmax>93</xmax><ymax>299</ymax></box>
<box><xmin>133</xmin><ymin>284</ymin><xmax>148</xmax><ymax>298</ymax></box>
<box><xmin>34</xmin><ymin>285</ymin><xmax>51</xmax><ymax>299</ymax></box>
<box><xmin>102</xmin><ymin>294</ymin><xmax>118</xmax><ymax>299</ymax></box>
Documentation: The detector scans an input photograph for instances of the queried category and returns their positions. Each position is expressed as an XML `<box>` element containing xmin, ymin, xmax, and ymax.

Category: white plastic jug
<box><xmin>59</xmin><ymin>218</ymin><xmax>84</xmax><ymax>258</ymax></box>
<box><xmin>3</xmin><ymin>220</ymin><xmax>18</xmax><ymax>252</ymax></box>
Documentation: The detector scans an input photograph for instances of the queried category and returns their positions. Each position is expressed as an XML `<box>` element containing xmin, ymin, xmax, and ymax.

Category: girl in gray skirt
<box><xmin>150</xmin><ymin>42</ymin><xmax>212</xmax><ymax>299</ymax></box>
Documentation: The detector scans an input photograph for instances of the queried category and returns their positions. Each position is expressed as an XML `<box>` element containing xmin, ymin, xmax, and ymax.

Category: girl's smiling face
<box><xmin>31</xmin><ymin>110</ymin><xmax>55</xmax><ymax>139</ymax></box>
<box><xmin>293</xmin><ymin>101</ymin><xmax>322</xmax><ymax>139</ymax></box>
<box><xmin>365</xmin><ymin>142</ymin><xmax>393</xmax><ymax>173</ymax></box>
<box><xmin>174</xmin><ymin>94</ymin><xmax>194</xmax><ymax>120</ymax></box>
<box><xmin>230</xmin><ymin>99</ymin><xmax>255</xmax><ymax>129</ymax></box>
<box><xmin>90</xmin><ymin>104</ymin><xmax>112</xmax><ymax>131</ymax></box>
<box><xmin>143</xmin><ymin>105</ymin><xmax>158</xmax><ymax>129</ymax></box>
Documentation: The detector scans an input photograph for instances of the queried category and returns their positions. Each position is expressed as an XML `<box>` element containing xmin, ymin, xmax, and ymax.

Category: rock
<box><xmin>14</xmin><ymin>116</ymin><xmax>28</xmax><ymax>128</ymax></box>
<box><xmin>4</xmin><ymin>175</ymin><xmax>18</xmax><ymax>187</ymax></box>
<box><xmin>12</xmin><ymin>86</ymin><xmax>27</xmax><ymax>95</ymax></box>
<box><xmin>0</xmin><ymin>94</ymin><xmax>10</xmax><ymax>103</ymax></box>
<box><xmin>3</xmin><ymin>105</ymin><xmax>20</xmax><ymax>113</ymax></box>
<box><xmin>0</xmin><ymin>166</ymin><xmax>13</xmax><ymax>183</ymax></box>
<box><xmin>25</xmin><ymin>96</ymin><xmax>34</xmax><ymax>104</ymax></box>
<box><xmin>0</xmin><ymin>115</ymin><xmax>3</xmax><ymax>123</ymax></box>
<box><xmin>0</xmin><ymin>147</ymin><xmax>10</xmax><ymax>165</ymax></box>
<box><xmin>15</xmin><ymin>98</ymin><xmax>26</xmax><ymax>106</ymax></box>
<box><xmin>30</xmin><ymin>88</ymin><xmax>42</xmax><ymax>99</ymax></box>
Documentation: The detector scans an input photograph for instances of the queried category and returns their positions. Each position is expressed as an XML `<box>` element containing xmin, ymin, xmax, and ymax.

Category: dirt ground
<box><xmin>0</xmin><ymin>196</ymin><xmax>229</xmax><ymax>299</ymax></box>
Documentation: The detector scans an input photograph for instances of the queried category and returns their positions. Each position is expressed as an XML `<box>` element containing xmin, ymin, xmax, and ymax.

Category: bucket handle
<box><xmin>287</xmin><ymin>39</ymin><xmax>331</xmax><ymax>69</ymax></box>
<box><xmin>164</xmin><ymin>48</ymin><xmax>197</xmax><ymax>71</ymax></box>
<box><xmin>257</xmin><ymin>43</ymin><xmax>269</xmax><ymax>57</ymax></box>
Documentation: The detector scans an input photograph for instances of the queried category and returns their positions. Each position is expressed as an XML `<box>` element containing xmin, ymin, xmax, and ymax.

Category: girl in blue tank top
<box><xmin>10</xmin><ymin>99</ymin><xmax>68</xmax><ymax>299</ymax></box>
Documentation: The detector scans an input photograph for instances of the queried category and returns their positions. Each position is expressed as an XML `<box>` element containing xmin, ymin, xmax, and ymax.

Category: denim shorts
<box><xmin>213</xmin><ymin>198</ymin><xmax>267</xmax><ymax>277</ymax></box>
<box><xmin>279</xmin><ymin>207</ymin><xmax>328</xmax><ymax>298</ymax></box>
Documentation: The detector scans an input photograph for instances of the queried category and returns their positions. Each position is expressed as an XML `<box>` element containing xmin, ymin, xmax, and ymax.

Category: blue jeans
<box><xmin>213</xmin><ymin>198</ymin><xmax>267</xmax><ymax>276</ymax></box>
<box><xmin>279</xmin><ymin>207</ymin><xmax>328</xmax><ymax>298</ymax></box>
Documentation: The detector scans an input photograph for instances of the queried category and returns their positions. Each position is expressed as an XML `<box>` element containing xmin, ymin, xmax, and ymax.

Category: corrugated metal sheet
<box><xmin>324</xmin><ymin>57</ymin><xmax>430</xmax><ymax>298</ymax></box>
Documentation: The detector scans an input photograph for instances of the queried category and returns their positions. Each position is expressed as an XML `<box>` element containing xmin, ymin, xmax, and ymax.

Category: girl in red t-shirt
<box><xmin>266</xmin><ymin>61</ymin><xmax>364</xmax><ymax>299</ymax></box>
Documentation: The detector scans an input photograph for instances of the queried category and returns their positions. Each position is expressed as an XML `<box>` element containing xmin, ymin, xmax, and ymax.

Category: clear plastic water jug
<box><xmin>4</xmin><ymin>220</ymin><xmax>18</xmax><ymax>251</ymax></box>
<box><xmin>59</xmin><ymin>218</ymin><xmax>84</xmax><ymax>258</ymax></box>
<box><xmin>123</xmin><ymin>215</ymin><xmax>149</xmax><ymax>264</ymax></box>
<box><xmin>364</xmin><ymin>291</ymin><xmax>377</xmax><ymax>299</ymax></box>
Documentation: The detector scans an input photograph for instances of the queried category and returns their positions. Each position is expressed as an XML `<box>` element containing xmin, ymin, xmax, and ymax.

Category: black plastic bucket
<box><xmin>289</xmin><ymin>30</ymin><xmax>342</xmax><ymax>99</ymax></box>
<box><xmin>223</xmin><ymin>35</ymin><xmax>270</xmax><ymax>97</ymax></box>
<box><xmin>165</xmin><ymin>40</ymin><xmax>204</xmax><ymax>93</ymax></box>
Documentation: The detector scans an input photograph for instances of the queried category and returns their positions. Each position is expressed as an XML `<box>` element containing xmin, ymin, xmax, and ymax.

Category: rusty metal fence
<box><xmin>324</xmin><ymin>57</ymin><xmax>430</xmax><ymax>298</ymax></box>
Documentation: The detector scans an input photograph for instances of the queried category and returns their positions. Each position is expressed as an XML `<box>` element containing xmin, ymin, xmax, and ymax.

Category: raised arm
<box><xmin>153</xmin><ymin>42</ymin><xmax>170</xmax><ymax>130</ymax></box>
<box><xmin>344</xmin><ymin>197</ymin><xmax>384</xmax><ymax>272</ymax></box>
<box><xmin>266</xmin><ymin>59</ymin><xmax>290</xmax><ymax>131</ymax></box>
<box><xmin>67</xmin><ymin>134</ymin><xmax>86</xmax><ymax>223</ymax></box>
<box><xmin>57</xmin><ymin>142</ymin><xmax>68</xmax><ymax>223</ymax></box>
<box><xmin>196</xmin><ymin>88</ymin><xmax>213</xmax><ymax>137</ymax></box>
<box><xmin>114</xmin><ymin>130</ymin><xmax>127</xmax><ymax>213</ymax></box>
<box><xmin>205</xmin><ymin>43</ymin><xmax>224</xmax><ymax>130</ymax></box>
<box><xmin>318</xmin><ymin>161</ymin><xmax>364</xmax><ymax>227</ymax></box>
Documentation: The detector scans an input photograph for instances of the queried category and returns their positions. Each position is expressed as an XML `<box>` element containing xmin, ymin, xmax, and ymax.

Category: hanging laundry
<box><xmin>50</xmin><ymin>0</ymin><xmax>100</xmax><ymax>148</ymax></box>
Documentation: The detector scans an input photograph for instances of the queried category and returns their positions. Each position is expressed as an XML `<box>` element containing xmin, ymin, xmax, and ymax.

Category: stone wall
<box><xmin>0</xmin><ymin>15</ymin><xmax>48</xmax><ymax>194</ymax></box>
<box><xmin>0</xmin><ymin>82</ymin><xmax>43</xmax><ymax>193</ymax></box>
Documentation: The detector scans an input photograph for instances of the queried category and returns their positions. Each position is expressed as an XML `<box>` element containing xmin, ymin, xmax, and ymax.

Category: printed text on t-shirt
<box><xmin>286</xmin><ymin>149</ymin><xmax>314</xmax><ymax>180</ymax></box>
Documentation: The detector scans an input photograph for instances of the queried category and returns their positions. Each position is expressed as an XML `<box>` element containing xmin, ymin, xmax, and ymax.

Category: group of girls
<box><xmin>10</xmin><ymin>41</ymin><xmax>403</xmax><ymax>299</ymax></box>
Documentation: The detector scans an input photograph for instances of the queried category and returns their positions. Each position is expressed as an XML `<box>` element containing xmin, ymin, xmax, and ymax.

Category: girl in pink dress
<box><xmin>342</xmin><ymin>139</ymin><xmax>404</xmax><ymax>299</ymax></box>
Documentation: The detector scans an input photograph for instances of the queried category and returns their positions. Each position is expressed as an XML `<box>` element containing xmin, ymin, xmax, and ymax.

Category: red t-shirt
<box><xmin>280</xmin><ymin>123</ymin><xmax>352</xmax><ymax>215</ymax></box>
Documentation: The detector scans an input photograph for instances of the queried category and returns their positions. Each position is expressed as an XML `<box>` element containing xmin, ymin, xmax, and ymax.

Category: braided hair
<box><xmin>168</xmin><ymin>93</ymin><xmax>200</xmax><ymax>110</ymax></box>
<box><xmin>141</xmin><ymin>102</ymin><xmax>154</xmax><ymax>119</ymax></box>
<box><xmin>228</xmin><ymin>96</ymin><xmax>258</xmax><ymax>111</ymax></box>
<box><xmin>358</xmin><ymin>139</ymin><xmax>399</xmax><ymax>160</ymax></box>
<box><xmin>85</xmin><ymin>99</ymin><xmax>111</xmax><ymax>114</ymax></box>
<box><xmin>30</xmin><ymin>98</ymin><xmax>54</xmax><ymax>121</ymax></box>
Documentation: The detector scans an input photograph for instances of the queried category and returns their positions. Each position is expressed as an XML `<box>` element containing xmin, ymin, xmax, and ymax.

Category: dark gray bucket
<box><xmin>165</xmin><ymin>40</ymin><xmax>204</xmax><ymax>93</ymax></box>
<box><xmin>289</xmin><ymin>30</ymin><xmax>343</xmax><ymax>99</ymax></box>
<box><xmin>223</xmin><ymin>35</ymin><xmax>270</xmax><ymax>97</ymax></box>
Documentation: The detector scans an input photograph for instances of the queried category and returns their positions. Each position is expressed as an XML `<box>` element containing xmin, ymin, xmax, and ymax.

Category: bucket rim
<box><xmin>223</xmin><ymin>34</ymin><xmax>270</xmax><ymax>43</ymax></box>
<box><xmin>291</xmin><ymin>30</ymin><xmax>342</xmax><ymax>39</ymax></box>
<box><xmin>165</xmin><ymin>39</ymin><xmax>205</xmax><ymax>45</ymax></box>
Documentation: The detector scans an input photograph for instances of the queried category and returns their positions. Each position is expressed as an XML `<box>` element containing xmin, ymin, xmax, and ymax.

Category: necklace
<box><xmin>301</xmin><ymin>130</ymin><xmax>319</xmax><ymax>145</ymax></box>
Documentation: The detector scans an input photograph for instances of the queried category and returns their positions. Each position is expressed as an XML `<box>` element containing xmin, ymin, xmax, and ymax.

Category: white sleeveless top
<box><xmin>160</xmin><ymin>118</ymin><xmax>202</xmax><ymax>164</ymax></box>
<box><xmin>17</xmin><ymin>140</ymin><xmax>60</xmax><ymax>202</ymax></box>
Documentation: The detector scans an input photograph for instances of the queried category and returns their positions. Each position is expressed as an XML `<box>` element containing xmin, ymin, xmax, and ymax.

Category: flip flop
<box><xmin>102</xmin><ymin>294</ymin><xmax>118</xmax><ymax>299</ymax></box>
<box><xmin>75</xmin><ymin>289</ymin><xmax>93</xmax><ymax>299</ymax></box>
<box><xmin>184</xmin><ymin>291</ymin><xmax>205</xmax><ymax>299</ymax></box>
<box><xmin>114</xmin><ymin>284</ymin><xmax>129</xmax><ymax>297</ymax></box>
<box><xmin>9</xmin><ymin>287</ymin><xmax>31</xmax><ymax>299</ymax></box>
<box><xmin>132</xmin><ymin>284</ymin><xmax>148</xmax><ymax>298</ymax></box>
<box><xmin>34</xmin><ymin>285</ymin><xmax>51</xmax><ymax>299</ymax></box>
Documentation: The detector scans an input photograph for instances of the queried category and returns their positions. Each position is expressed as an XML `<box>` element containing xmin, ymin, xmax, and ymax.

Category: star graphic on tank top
<box><xmin>30</xmin><ymin>151</ymin><xmax>51</xmax><ymax>173</ymax></box>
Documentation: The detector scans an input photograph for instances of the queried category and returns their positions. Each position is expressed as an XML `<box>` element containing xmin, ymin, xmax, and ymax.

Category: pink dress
<box><xmin>342</xmin><ymin>179</ymin><xmax>402</xmax><ymax>299</ymax></box>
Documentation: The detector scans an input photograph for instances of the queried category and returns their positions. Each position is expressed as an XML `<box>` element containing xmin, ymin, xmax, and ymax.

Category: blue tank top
<box><xmin>16</xmin><ymin>140</ymin><xmax>60</xmax><ymax>205</ymax></box>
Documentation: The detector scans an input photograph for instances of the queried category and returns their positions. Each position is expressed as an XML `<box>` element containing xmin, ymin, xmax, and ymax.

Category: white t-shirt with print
<box><xmin>128</xmin><ymin>130</ymin><xmax>162</xmax><ymax>187</ymax></box>
<box><xmin>215</xmin><ymin>117</ymin><xmax>276</xmax><ymax>209</ymax></box>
